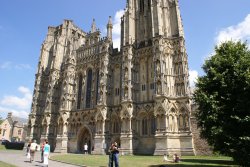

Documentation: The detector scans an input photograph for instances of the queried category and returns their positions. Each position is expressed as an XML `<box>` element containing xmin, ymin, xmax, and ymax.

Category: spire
<box><xmin>108</xmin><ymin>16</ymin><xmax>112</xmax><ymax>25</ymax></box>
<box><xmin>91</xmin><ymin>19</ymin><xmax>96</xmax><ymax>33</ymax></box>
<box><xmin>107</xmin><ymin>16</ymin><xmax>113</xmax><ymax>40</ymax></box>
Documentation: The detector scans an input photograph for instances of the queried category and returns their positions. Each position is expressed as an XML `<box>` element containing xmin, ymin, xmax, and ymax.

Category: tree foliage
<box><xmin>193</xmin><ymin>41</ymin><xmax>250</xmax><ymax>166</ymax></box>
<box><xmin>0</xmin><ymin>117</ymin><xmax>3</xmax><ymax>124</ymax></box>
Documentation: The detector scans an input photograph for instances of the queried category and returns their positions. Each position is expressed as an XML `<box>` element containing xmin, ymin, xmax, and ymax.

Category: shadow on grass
<box><xmin>182</xmin><ymin>159</ymin><xmax>237</xmax><ymax>165</ymax></box>
<box><xmin>150</xmin><ymin>165</ymin><xmax>216</xmax><ymax>167</ymax></box>
<box><xmin>149</xmin><ymin>158</ymin><xmax>237</xmax><ymax>167</ymax></box>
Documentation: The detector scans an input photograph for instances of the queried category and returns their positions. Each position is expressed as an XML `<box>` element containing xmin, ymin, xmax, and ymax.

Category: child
<box><xmin>26</xmin><ymin>141</ymin><xmax>31</xmax><ymax>159</ymax></box>
<box><xmin>163</xmin><ymin>154</ymin><xmax>172</xmax><ymax>162</ymax></box>
<box><xmin>173</xmin><ymin>154</ymin><xmax>180</xmax><ymax>163</ymax></box>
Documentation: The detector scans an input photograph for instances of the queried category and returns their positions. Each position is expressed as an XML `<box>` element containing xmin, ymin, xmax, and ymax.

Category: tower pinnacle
<box><xmin>107</xmin><ymin>16</ymin><xmax>113</xmax><ymax>39</ymax></box>
<box><xmin>91</xmin><ymin>19</ymin><xmax>96</xmax><ymax>33</ymax></box>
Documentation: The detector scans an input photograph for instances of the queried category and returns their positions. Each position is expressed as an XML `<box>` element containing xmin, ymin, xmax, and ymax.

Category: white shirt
<box><xmin>84</xmin><ymin>144</ymin><xmax>88</xmax><ymax>150</ymax></box>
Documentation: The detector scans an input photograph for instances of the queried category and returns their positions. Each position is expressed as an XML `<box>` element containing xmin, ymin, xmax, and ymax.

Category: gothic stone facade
<box><xmin>28</xmin><ymin>0</ymin><xmax>194</xmax><ymax>155</ymax></box>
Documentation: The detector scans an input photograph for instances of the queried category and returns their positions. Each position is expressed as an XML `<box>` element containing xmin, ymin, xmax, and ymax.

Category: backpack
<box><xmin>30</xmin><ymin>143</ymin><xmax>37</xmax><ymax>151</ymax></box>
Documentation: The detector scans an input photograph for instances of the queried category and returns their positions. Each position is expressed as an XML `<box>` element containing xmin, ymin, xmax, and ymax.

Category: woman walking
<box><xmin>43</xmin><ymin>140</ymin><xmax>50</xmax><ymax>167</ymax></box>
<box><xmin>26</xmin><ymin>141</ymin><xmax>31</xmax><ymax>159</ymax></box>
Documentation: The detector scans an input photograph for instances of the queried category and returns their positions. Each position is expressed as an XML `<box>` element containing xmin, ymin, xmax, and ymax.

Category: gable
<box><xmin>0</xmin><ymin>119</ymin><xmax>11</xmax><ymax>129</ymax></box>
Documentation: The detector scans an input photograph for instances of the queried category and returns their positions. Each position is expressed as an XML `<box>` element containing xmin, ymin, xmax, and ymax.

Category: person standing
<box><xmin>113</xmin><ymin>142</ymin><xmax>119</xmax><ymax>167</ymax></box>
<box><xmin>26</xmin><ymin>141</ymin><xmax>31</xmax><ymax>159</ymax></box>
<box><xmin>108</xmin><ymin>143</ymin><xmax>114</xmax><ymax>167</ymax></box>
<box><xmin>41</xmin><ymin>140</ymin><xmax>46</xmax><ymax>163</ymax></box>
<box><xmin>29</xmin><ymin>140</ymin><xmax>37</xmax><ymax>163</ymax></box>
<box><xmin>84</xmin><ymin>143</ymin><xmax>88</xmax><ymax>154</ymax></box>
<box><xmin>43</xmin><ymin>140</ymin><xmax>50</xmax><ymax>167</ymax></box>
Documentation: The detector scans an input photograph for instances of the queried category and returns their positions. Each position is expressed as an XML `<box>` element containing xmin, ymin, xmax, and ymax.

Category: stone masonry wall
<box><xmin>191</xmin><ymin>104</ymin><xmax>213</xmax><ymax>155</ymax></box>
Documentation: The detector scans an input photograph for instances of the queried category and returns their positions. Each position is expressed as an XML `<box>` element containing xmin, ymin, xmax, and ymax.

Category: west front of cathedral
<box><xmin>28</xmin><ymin>0</ymin><xmax>195</xmax><ymax>155</ymax></box>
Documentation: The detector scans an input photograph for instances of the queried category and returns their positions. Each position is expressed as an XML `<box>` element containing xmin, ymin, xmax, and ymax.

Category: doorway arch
<box><xmin>77</xmin><ymin>126</ymin><xmax>92</xmax><ymax>154</ymax></box>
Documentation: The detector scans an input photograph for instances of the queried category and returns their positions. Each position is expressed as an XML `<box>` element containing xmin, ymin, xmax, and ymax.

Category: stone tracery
<box><xmin>28</xmin><ymin>0</ymin><xmax>194</xmax><ymax>155</ymax></box>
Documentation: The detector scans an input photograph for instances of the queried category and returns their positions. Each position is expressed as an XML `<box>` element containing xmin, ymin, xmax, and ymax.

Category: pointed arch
<box><xmin>111</xmin><ymin>113</ymin><xmax>120</xmax><ymax>134</ymax></box>
<box><xmin>96</xmin><ymin>113</ymin><xmax>104</xmax><ymax>134</ymax></box>
<box><xmin>86</xmin><ymin>69</ymin><xmax>93</xmax><ymax>108</ymax></box>
<box><xmin>41</xmin><ymin>118</ymin><xmax>48</xmax><ymax>135</ymax></box>
<box><xmin>179</xmin><ymin>107</ymin><xmax>189</xmax><ymax>130</ymax></box>
<box><xmin>137</xmin><ymin>111</ymin><xmax>148</xmax><ymax>136</ymax></box>
<box><xmin>58</xmin><ymin>117</ymin><xmax>64</xmax><ymax>135</ymax></box>
<box><xmin>96</xmin><ymin>69</ymin><xmax>99</xmax><ymax>105</ymax></box>
<box><xmin>77</xmin><ymin>126</ymin><xmax>93</xmax><ymax>153</ymax></box>
<box><xmin>167</xmin><ymin>102</ymin><xmax>179</xmax><ymax>114</ymax></box>
<box><xmin>149</xmin><ymin>111</ymin><xmax>156</xmax><ymax>135</ymax></box>
<box><xmin>77</xmin><ymin>73</ymin><xmax>83</xmax><ymax>109</ymax></box>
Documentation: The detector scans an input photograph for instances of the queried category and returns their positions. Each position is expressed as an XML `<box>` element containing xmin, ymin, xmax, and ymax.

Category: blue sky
<box><xmin>0</xmin><ymin>0</ymin><xmax>250</xmax><ymax>119</ymax></box>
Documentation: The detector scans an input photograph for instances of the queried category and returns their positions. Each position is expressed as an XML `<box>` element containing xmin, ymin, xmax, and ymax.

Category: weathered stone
<box><xmin>28</xmin><ymin>0</ymin><xmax>195</xmax><ymax>155</ymax></box>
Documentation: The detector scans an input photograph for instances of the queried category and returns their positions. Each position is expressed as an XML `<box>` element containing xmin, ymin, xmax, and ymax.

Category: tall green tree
<box><xmin>193</xmin><ymin>41</ymin><xmax>250</xmax><ymax>166</ymax></box>
<box><xmin>0</xmin><ymin>117</ymin><xmax>3</xmax><ymax>124</ymax></box>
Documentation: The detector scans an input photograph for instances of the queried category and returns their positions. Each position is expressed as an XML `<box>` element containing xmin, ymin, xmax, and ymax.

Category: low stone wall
<box><xmin>190</xmin><ymin>105</ymin><xmax>213</xmax><ymax>155</ymax></box>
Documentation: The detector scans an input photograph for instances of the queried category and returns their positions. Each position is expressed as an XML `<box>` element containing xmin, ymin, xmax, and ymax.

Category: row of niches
<box><xmin>77</xmin><ymin>46</ymin><xmax>108</xmax><ymax>58</ymax></box>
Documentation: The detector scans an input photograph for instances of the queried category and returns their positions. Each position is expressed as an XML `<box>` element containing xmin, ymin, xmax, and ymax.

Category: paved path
<box><xmin>0</xmin><ymin>150</ymin><xmax>81</xmax><ymax>167</ymax></box>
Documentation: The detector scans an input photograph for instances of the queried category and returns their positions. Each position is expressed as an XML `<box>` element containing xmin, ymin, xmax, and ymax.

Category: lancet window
<box><xmin>142</xmin><ymin>116</ymin><xmax>148</xmax><ymax>135</ymax></box>
<box><xmin>86</xmin><ymin>69</ymin><xmax>93</xmax><ymax>108</ymax></box>
<box><xmin>77</xmin><ymin>74</ymin><xmax>83</xmax><ymax>109</ymax></box>
<box><xmin>96</xmin><ymin>69</ymin><xmax>99</xmax><ymax>104</ymax></box>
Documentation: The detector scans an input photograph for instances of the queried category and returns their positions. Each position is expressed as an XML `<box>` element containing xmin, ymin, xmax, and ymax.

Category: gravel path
<box><xmin>0</xmin><ymin>150</ymin><xmax>81</xmax><ymax>167</ymax></box>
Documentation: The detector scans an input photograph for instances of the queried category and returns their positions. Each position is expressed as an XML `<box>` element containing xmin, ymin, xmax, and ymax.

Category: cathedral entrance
<box><xmin>77</xmin><ymin>127</ymin><xmax>92</xmax><ymax>154</ymax></box>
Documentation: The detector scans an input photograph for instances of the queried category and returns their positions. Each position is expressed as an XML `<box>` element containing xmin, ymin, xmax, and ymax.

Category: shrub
<box><xmin>5</xmin><ymin>142</ymin><xmax>25</xmax><ymax>150</ymax></box>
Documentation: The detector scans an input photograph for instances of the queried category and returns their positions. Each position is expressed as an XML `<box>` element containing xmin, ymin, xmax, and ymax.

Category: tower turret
<box><xmin>91</xmin><ymin>19</ymin><xmax>97</xmax><ymax>33</ymax></box>
<box><xmin>107</xmin><ymin>16</ymin><xmax>113</xmax><ymax>40</ymax></box>
<box><xmin>122</xmin><ymin>0</ymin><xmax>185</xmax><ymax>45</ymax></box>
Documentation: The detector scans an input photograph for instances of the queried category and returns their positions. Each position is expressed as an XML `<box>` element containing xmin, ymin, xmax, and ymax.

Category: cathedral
<box><xmin>28</xmin><ymin>0</ymin><xmax>195</xmax><ymax>155</ymax></box>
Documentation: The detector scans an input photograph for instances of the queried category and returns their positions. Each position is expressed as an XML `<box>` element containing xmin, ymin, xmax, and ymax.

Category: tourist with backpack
<box><xmin>29</xmin><ymin>139</ymin><xmax>37</xmax><ymax>163</ymax></box>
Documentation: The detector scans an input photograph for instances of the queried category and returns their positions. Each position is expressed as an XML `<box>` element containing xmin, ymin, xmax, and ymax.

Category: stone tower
<box><xmin>28</xmin><ymin>0</ymin><xmax>194</xmax><ymax>155</ymax></box>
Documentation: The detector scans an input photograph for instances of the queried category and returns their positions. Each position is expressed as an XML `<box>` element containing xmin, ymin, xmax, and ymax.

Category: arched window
<box><xmin>42</xmin><ymin>124</ymin><xmax>47</xmax><ymax>135</ymax></box>
<box><xmin>58</xmin><ymin>119</ymin><xmax>63</xmax><ymax>135</ymax></box>
<box><xmin>96</xmin><ymin>69</ymin><xmax>99</xmax><ymax>105</ymax></box>
<box><xmin>148</xmin><ymin>0</ymin><xmax>151</xmax><ymax>9</ymax></box>
<box><xmin>150</xmin><ymin>116</ymin><xmax>156</xmax><ymax>135</ymax></box>
<box><xmin>142</xmin><ymin>117</ymin><xmax>148</xmax><ymax>135</ymax></box>
<box><xmin>140</xmin><ymin>0</ymin><xmax>144</xmax><ymax>12</ymax></box>
<box><xmin>18</xmin><ymin>129</ymin><xmax>22</xmax><ymax>135</ymax></box>
<box><xmin>113</xmin><ymin>120</ymin><xmax>120</xmax><ymax>134</ymax></box>
<box><xmin>86</xmin><ymin>69</ymin><xmax>93</xmax><ymax>108</ymax></box>
<box><xmin>77</xmin><ymin>74</ymin><xmax>83</xmax><ymax>109</ymax></box>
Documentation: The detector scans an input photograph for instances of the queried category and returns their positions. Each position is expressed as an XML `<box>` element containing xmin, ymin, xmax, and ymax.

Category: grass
<box><xmin>0</xmin><ymin>161</ymin><xmax>16</xmax><ymax>167</ymax></box>
<box><xmin>51</xmin><ymin>154</ymin><xmax>238</xmax><ymax>167</ymax></box>
<box><xmin>0</xmin><ymin>145</ymin><xmax>6</xmax><ymax>150</ymax></box>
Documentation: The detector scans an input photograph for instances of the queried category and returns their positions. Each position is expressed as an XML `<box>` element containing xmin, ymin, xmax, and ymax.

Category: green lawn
<box><xmin>0</xmin><ymin>145</ymin><xmax>6</xmax><ymax>150</ymax></box>
<box><xmin>51</xmin><ymin>154</ymin><xmax>238</xmax><ymax>167</ymax></box>
<box><xmin>0</xmin><ymin>161</ymin><xmax>16</xmax><ymax>167</ymax></box>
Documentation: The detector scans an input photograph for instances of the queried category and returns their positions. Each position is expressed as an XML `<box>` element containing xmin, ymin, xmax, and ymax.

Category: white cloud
<box><xmin>18</xmin><ymin>86</ymin><xmax>31</xmax><ymax>95</ymax></box>
<box><xmin>15</xmin><ymin>64</ymin><xmax>32</xmax><ymax>70</ymax></box>
<box><xmin>0</xmin><ymin>86</ymin><xmax>32</xmax><ymax>119</ymax></box>
<box><xmin>0</xmin><ymin>106</ymin><xmax>29</xmax><ymax>119</ymax></box>
<box><xmin>113</xmin><ymin>38</ymin><xmax>121</xmax><ymax>51</ymax></box>
<box><xmin>189</xmin><ymin>70</ymin><xmax>198</xmax><ymax>88</ymax></box>
<box><xmin>0</xmin><ymin>61</ymin><xmax>32</xmax><ymax>70</ymax></box>
<box><xmin>113</xmin><ymin>10</ymin><xmax>124</xmax><ymax>36</ymax></box>
<box><xmin>1</xmin><ymin>86</ymin><xmax>32</xmax><ymax>109</ymax></box>
<box><xmin>216</xmin><ymin>14</ymin><xmax>250</xmax><ymax>46</ymax></box>
<box><xmin>112</xmin><ymin>9</ymin><xmax>124</xmax><ymax>50</ymax></box>
<box><xmin>0</xmin><ymin>61</ymin><xmax>12</xmax><ymax>69</ymax></box>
